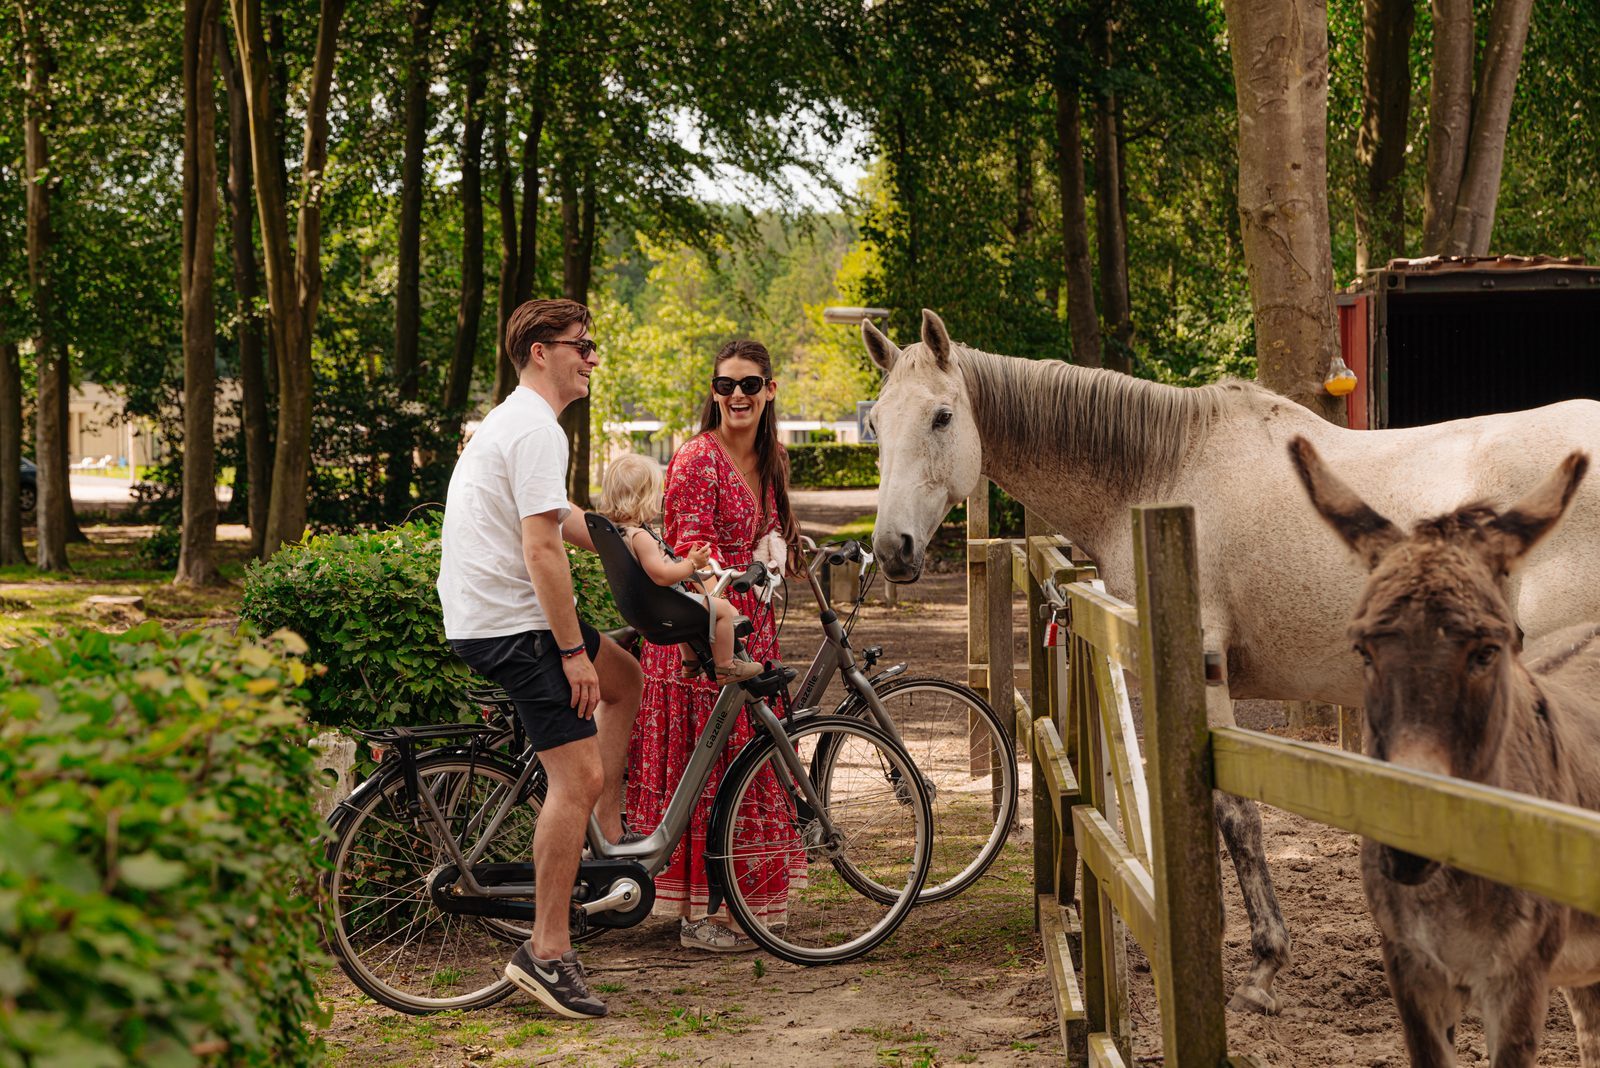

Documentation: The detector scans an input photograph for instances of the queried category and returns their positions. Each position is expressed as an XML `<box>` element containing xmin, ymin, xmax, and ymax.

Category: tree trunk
<box><xmin>1354</xmin><ymin>0</ymin><xmax>1414</xmax><ymax>273</ymax></box>
<box><xmin>1223</xmin><ymin>0</ymin><xmax>1345</xmax><ymax>424</ymax></box>
<box><xmin>1014</xmin><ymin>133</ymin><xmax>1034</xmax><ymax>242</ymax></box>
<box><xmin>230</xmin><ymin>0</ymin><xmax>346</xmax><ymax>554</ymax></box>
<box><xmin>1421</xmin><ymin>0</ymin><xmax>1473</xmax><ymax>253</ymax></box>
<box><xmin>386</xmin><ymin>0</ymin><xmax>440</xmax><ymax>517</ymax></box>
<box><xmin>1054</xmin><ymin>90</ymin><xmax>1101</xmax><ymax>366</ymax></box>
<box><xmin>0</xmin><ymin>330</ymin><xmax>21</xmax><ymax>565</ymax></box>
<box><xmin>18</xmin><ymin>3</ymin><xmax>68</xmax><ymax>571</ymax></box>
<box><xmin>1092</xmin><ymin>15</ymin><xmax>1132</xmax><ymax>374</ymax></box>
<box><xmin>1443</xmin><ymin>0</ymin><xmax>1533</xmax><ymax>255</ymax></box>
<box><xmin>557</xmin><ymin>169</ymin><xmax>595</xmax><ymax>506</ymax></box>
<box><xmin>217</xmin><ymin>19</ymin><xmax>271</xmax><ymax>559</ymax></box>
<box><xmin>445</xmin><ymin>9</ymin><xmax>491</xmax><ymax>421</ymax></box>
<box><xmin>56</xmin><ymin>358</ymin><xmax>86</xmax><ymax>543</ymax></box>
<box><xmin>177</xmin><ymin>0</ymin><xmax>222</xmax><ymax>586</ymax></box>
<box><xmin>492</xmin><ymin>116</ymin><xmax>520</xmax><ymax>402</ymax></box>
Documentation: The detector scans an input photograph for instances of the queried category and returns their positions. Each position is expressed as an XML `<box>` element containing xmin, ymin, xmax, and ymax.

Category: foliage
<box><xmin>135</xmin><ymin>524</ymin><xmax>182</xmax><ymax>571</ymax></box>
<box><xmin>0</xmin><ymin>624</ymin><xmax>326</xmax><ymax>1068</ymax></box>
<box><xmin>239</xmin><ymin>518</ymin><xmax>623</xmax><ymax>730</ymax></box>
<box><xmin>786</xmin><ymin>443</ymin><xmax>879</xmax><ymax>488</ymax></box>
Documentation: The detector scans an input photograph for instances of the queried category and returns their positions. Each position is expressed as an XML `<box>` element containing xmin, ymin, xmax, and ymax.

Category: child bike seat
<box><xmin>586</xmin><ymin>514</ymin><xmax>715</xmax><ymax>663</ymax></box>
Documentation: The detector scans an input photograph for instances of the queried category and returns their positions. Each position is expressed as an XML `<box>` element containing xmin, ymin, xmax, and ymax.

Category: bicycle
<box><xmin>322</xmin><ymin>514</ymin><xmax>932</xmax><ymax>1014</ymax></box>
<box><xmin>787</xmin><ymin>536</ymin><xmax>1018</xmax><ymax>902</ymax></box>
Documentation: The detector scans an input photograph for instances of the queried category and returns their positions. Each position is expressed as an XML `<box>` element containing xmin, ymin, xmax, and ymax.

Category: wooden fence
<box><xmin>963</xmin><ymin>482</ymin><xmax>1600</xmax><ymax>1065</ymax></box>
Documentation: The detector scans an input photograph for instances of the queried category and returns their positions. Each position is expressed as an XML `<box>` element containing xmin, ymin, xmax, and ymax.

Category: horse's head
<box><xmin>861</xmin><ymin>309</ymin><xmax>983</xmax><ymax>582</ymax></box>
<box><xmin>1290</xmin><ymin>436</ymin><xmax>1589</xmax><ymax>884</ymax></box>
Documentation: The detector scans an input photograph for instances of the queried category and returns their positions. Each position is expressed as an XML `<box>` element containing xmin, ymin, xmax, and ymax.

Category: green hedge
<box><xmin>0</xmin><ymin>624</ymin><xmax>326</xmax><ymax>1068</ymax></box>
<box><xmin>786</xmin><ymin>443</ymin><xmax>879</xmax><ymax>488</ymax></box>
<box><xmin>239</xmin><ymin>518</ymin><xmax>623</xmax><ymax>730</ymax></box>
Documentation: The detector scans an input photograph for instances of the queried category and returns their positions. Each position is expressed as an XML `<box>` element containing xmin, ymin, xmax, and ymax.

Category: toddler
<box><xmin>600</xmin><ymin>453</ymin><xmax>762</xmax><ymax>683</ymax></box>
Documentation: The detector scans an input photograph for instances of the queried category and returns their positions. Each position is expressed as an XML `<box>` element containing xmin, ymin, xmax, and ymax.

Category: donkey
<box><xmin>1291</xmin><ymin>436</ymin><xmax>1600</xmax><ymax>1067</ymax></box>
<box><xmin>861</xmin><ymin>309</ymin><xmax>1600</xmax><ymax>1014</ymax></box>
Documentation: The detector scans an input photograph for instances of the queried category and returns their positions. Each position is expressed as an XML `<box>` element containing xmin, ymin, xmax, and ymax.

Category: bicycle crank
<box><xmin>427</xmin><ymin>858</ymin><xmax>655</xmax><ymax>928</ymax></box>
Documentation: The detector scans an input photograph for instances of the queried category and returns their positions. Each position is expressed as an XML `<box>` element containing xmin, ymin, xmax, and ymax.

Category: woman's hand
<box><xmin>686</xmin><ymin>542</ymin><xmax>712</xmax><ymax>569</ymax></box>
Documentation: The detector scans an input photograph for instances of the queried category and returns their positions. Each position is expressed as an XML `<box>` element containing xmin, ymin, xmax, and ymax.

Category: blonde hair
<box><xmin>600</xmin><ymin>453</ymin><xmax>664</xmax><ymax>527</ymax></box>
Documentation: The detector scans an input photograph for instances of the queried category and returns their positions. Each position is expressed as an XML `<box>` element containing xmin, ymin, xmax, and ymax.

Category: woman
<box><xmin>624</xmin><ymin>339</ymin><xmax>804</xmax><ymax>952</ymax></box>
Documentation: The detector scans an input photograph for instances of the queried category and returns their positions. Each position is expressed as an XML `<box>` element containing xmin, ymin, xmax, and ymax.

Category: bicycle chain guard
<box><xmin>427</xmin><ymin>858</ymin><xmax>655</xmax><ymax>929</ymax></box>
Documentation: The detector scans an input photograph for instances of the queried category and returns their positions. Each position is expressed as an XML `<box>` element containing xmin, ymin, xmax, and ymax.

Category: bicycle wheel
<box><xmin>839</xmin><ymin>677</ymin><xmax>1017</xmax><ymax>902</ymax></box>
<box><xmin>324</xmin><ymin>750</ymin><xmax>542</xmax><ymax>1013</ymax></box>
<box><xmin>711</xmin><ymin>716</ymin><xmax>930</xmax><ymax>965</ymax></box>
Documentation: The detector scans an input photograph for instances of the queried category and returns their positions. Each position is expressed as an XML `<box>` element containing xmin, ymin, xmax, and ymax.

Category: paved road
<box><xmin>790</xmin><ymin>486</ymin><xmax>876</xmax><ymax>536</ymax></box>
<box><xmin>70</xmin><ymin>474</ymin><xmax>232</xmax><ymax>510</ymax></box>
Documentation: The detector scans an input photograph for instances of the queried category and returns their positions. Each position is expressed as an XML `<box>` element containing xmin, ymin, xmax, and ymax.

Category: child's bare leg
<box><xmin>712</xmin><ymin>603</ymin><xmax>735</xmax><ymax>666</ymax></box>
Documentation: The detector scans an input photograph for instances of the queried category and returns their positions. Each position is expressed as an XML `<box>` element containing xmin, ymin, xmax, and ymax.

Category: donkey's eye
<box><xmin>932</xmin><ymin>408</ymin><xmax>953</xmax><ymax>430</ymax></box>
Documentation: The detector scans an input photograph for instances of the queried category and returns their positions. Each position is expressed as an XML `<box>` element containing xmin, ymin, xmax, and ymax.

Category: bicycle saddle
<box><xmin>586</xmin><ymin>513</ymin><xmax>716</xmax><ymax>661</ymax></box>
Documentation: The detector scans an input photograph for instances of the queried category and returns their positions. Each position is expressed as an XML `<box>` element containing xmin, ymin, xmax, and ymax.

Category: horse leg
<box><xmin>1216</xmin><ymin>791</ymin><xmax>1291</xmax><ymax>1014</ymax></box>
<box><xmin>1380</xmin><ymin>940</ymin><xmax>1463</xmax><ymax>1068</ymax></box>
<box><xmin>1561</xmin><ymin>981</ymin><xmax>1600</xmax><ymax>1066</ymax></box>
<box><xmin>1203</xmin><ymin>677</ymin><xmax>1292</xmax><ymax>1015</ymax></box>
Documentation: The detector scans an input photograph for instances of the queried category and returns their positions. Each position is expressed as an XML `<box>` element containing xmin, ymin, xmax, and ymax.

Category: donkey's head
<box><xmin>1290</xmin><ymin>436</ymin><xmax>1589</xmax><ymax>884</ymax></box>
<box><xmin>862</xmin><ymin>309</ymin><xmax>983</xmax><ymax>582</ymax></box>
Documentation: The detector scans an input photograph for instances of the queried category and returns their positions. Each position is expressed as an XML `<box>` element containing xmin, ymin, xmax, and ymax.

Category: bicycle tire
<box><xmin>832</xmin><ymin>676</ymin><xmax>1017</xmax><ymax>902</ymax></box>
<box><xmin>324</xmin><ymin>749</ymin><xmax>545</xmax><ymax>1014</ymax></box>
<box><xmin>710</xmin><ymin>716</ymin><xmax>931</xmax><ymax>965</ymax></box>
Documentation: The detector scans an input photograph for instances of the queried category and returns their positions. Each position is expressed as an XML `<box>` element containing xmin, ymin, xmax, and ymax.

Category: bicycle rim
<box><xmin>714</xmin><ymin>718</ymin><xmax>930</xmax><ymax>965</ymax></box>
<box><xmin>324</xmin><ymin>753</ymin><xmax>540</xmax><ymax>1013</ymax></box>
<box><xmin>853</xmin><ymin>678</ymin><xmax>1017</xmax><ymax>902</ymax></box>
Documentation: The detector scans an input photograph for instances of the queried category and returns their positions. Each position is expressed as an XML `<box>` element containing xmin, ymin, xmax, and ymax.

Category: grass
<box><xmin>0</xmin><ymin>525</ymin><xmax>249</xmax><ymax>641</ymax></box>
<box><xmin>825</xmin><ymin>512</ymin><xmax>876</xmax><ymax>544</ymax></box>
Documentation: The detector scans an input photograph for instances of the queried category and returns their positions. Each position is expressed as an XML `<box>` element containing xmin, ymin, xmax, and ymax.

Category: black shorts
<box><xmin>450</xmin><ymin>622</ymin><xmax>602</xmax><ymax>752</ymax></box>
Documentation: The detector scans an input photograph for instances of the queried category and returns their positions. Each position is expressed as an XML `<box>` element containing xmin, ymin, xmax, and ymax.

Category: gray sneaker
<box><xmin>505</xmin><ymin>943</ymin><xmax>608</xmax><ymax>1018</ymax></box>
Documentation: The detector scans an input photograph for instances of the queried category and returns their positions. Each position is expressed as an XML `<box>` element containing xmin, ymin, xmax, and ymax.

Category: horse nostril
<box><xmin>899</xmin><ymin>534</ymin><xmax>915</xmax><ymax>560</ymax></box>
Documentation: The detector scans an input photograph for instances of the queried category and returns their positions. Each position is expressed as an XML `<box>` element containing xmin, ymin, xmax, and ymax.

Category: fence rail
<box><xmin>964</xmin><ymin>478</ymin><xmax>1600</xmax><ymax>1065</ymax></box>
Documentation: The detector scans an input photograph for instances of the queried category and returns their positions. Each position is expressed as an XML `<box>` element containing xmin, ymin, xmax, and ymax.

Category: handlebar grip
<box><xmin>730</xmin><ymin>560</ymin><xmax>768</xmax><ymax>593</ymax></box>
<box><xmin>827</xmin><ymin>540</ymin><xmax>864</xmax><ymax>566</ymax></box>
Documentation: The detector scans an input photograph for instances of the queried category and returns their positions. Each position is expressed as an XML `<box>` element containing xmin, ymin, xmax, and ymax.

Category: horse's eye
<box><xmin>1472</xmin><ymin>645</ymin><xmax>1500</xmax><ymax>670</ymax></box>
<box><xmin>932</xmin><ymin>408</ymin><xmax>953</xmax><ymax>430</ymax></box>
<box><xmin>1354</xmin><ymin>644</ymin><xmax>1373</xmax><ymax>669</ymax></box>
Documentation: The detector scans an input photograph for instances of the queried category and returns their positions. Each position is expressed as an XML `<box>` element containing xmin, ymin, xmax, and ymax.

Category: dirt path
<box><xmin>319</xmin><ymin>564</ymin><xmax>1063</xmax><ymax>1068</ymax></box>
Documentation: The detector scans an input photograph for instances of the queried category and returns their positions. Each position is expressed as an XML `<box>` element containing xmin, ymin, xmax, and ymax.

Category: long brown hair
<box><xmin>698</xmin><ymin>339</ymin><xmax>801</xmax><ymax>571</ymax></box>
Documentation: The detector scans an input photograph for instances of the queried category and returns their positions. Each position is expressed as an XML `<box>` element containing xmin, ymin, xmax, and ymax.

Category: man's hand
<box><xmin>563</xmin><ymin>652</ymin><xmax>600</xmax><ymax>718</ymax></box>
<box><xmin>686</xmin><ymin>542</ymin><xmax>712</xmax><ymax>570</ymax></box>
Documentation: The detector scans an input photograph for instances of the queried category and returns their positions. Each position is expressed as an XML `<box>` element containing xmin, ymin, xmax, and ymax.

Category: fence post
<box><xmin>1026</xmin><ymin>516</ymin><xmax>1052</xmax><ymax>903</ymax></box>
<box><xmin>967</xmin><ymin>480</ymin><xmax>991</xmax><ymax>702</ymax></box>
<box><xmin>1132</xmin><ymin>505</ymin><xmax>1227</xmax><ymax>1065</ymax></box>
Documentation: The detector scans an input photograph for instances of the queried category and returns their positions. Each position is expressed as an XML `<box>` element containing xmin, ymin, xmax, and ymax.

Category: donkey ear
<box><xmin>1288</xmin><ymin>436</ymin><xmax>1402</xmax><ymax>569</ymax></box>
<box><xmin>861</xmin><ymin>318</ymin><xmax>901</xmax><ymax>372</ymax></box>
<box><xmin>921</xmin><ymin>308</ymin><xmax>952</xmax><ymax>371</ymax></box>
<box><xmin>1487</xmin><ymin>451</ymin><xmax>1590</xmax><ymax>570</ymax></box>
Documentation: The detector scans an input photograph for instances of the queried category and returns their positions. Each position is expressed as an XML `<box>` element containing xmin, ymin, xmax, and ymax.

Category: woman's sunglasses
<box><xmin>712</xmin><ymin>375</ymin><xmax>770</xmax><ymax>397</ymax></box>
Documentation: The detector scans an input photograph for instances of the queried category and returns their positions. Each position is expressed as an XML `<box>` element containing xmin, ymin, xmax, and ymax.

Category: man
<box><xmin>438</xmin><ymin>297</ymin><xmax>642</xmax><ymax>1019</ymax></box>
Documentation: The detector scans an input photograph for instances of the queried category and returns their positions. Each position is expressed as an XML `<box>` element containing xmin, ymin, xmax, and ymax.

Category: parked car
<box><xmin>19</xmin><ymin>458</ymin><xmax>36</xmax><ymax>514</ymax></box>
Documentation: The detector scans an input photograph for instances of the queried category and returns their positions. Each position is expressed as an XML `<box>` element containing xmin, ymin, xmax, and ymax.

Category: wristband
<box><xmin>557</xmin><ymin>641</ymin><xmax>588</xmax><ymax>660</ymax></box>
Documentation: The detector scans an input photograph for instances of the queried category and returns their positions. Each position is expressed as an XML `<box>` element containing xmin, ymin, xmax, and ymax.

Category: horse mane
<box><xmin>952</xmin><ymin>345</ymin><xmax>1254</xmax><ymax>496</ymax></box>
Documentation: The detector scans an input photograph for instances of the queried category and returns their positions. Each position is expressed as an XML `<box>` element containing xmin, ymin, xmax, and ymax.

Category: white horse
<box><xmin>862</xmin><ymin>309</ymin><xmax>1600</xmax><ymax>1014</ymax></box>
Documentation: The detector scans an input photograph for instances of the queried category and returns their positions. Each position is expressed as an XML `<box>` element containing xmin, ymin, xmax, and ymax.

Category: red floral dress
<box><xmin>625</xmin><ymin>432</ymin><xmax>803</xmax><ymax>923</ymax></box>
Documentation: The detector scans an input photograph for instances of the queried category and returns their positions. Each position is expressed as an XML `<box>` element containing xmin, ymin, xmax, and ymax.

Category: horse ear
<box><xmin>861</xmin><ymin>318</ymin><xmax>901</xmax><ymax>372</ymax></box>
<box><xmin>1288</xmin><ymin>436</ymin><xmax>1402</xmax><ymax>569</ymax></box>
<box><xmin>921</xmin><ymin>309</ymin><xmax>952</xmax><ymax>371</ymax></box>
<box><xmin>1487</xmin><ymin>451</ymin><xmax>1590</xmax><ymax>570</ymax></box>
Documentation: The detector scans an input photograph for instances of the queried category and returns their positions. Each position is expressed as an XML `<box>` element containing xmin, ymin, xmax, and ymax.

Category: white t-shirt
<box><xmin>438</xmin><ymin>387</ymin><xmax>572</xmax><ymax>639</ymax></box>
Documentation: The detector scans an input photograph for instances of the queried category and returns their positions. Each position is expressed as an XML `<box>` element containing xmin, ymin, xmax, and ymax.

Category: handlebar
<box><xmin>693</xmin><ymin>556</ymin><xmax>777</xmax><ymax>598</ymax></box>
<box><xmin>796</xmin><ymin>535</ymin><xmax>875</xmax><ymax>572</ymax></box>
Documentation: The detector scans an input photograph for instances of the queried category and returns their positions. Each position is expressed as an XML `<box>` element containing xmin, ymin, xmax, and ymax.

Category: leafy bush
<box><xmin>786</xmin><ymin>443</ymin><xmax>879</xmax><ymax>488</ymax></box>
<box><xmin>136</xmin><ymin>524</ymin><xmax>182</xmax><ymax>571</ymax></box>
<box><xmin>0</xmin><ymin>623</ymin><xmax>326</xmax><ymax>1068</ymax></box>
<box><xmin>240</xmin><ymin>518</ymin><xmax>623</xmax><ymax>730</ymax></box>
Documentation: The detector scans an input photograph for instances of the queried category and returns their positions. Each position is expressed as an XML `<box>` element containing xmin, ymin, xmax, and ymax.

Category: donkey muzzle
<box><xmin>1378</xmin><ymin>844</ymin><xmax>1439</xmax><ymax>885</ymax></box>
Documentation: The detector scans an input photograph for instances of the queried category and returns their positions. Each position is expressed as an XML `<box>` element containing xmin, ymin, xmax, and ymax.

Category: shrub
<box><xmin>136</xmin><ymin>524</ymin><xmax>182</xmax><ymax>571</ymax></box>
<box><xmin>240</xmin><ymin>518</ymin><xmax>623</xmax><ymax>730</ymax></box>
<box><xmin>0</xmin><ymin>623</ymin><xmax>326</xmax><ymax>1068</ymax></box>
<box><xmin>786</xmin><ymin>443</ymin><xmax>879</xmax><ymax>488</ymax></box>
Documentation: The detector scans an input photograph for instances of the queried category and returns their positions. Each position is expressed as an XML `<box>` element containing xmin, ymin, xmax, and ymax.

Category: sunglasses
<box><xmin>712</xmin><ymin>375</ymin><xmax>770</xmax><ymax>397</ymax></box>
<box><xmin>543</xmin><ymin>337</ymin><xmax>598</xmax><ymax>358</ymax></box>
